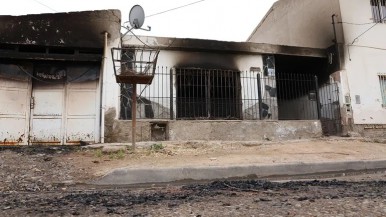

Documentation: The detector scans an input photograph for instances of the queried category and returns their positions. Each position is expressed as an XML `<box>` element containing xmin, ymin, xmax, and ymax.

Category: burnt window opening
<box><xmin>371</xmin><ymin>0</ymin><xmax>386</xmax><ymax>23</ymax></box>
<box><xmin>176</xmin><ymin>68</ymin><xmax>241</xmax><ymax>120</ymax></box>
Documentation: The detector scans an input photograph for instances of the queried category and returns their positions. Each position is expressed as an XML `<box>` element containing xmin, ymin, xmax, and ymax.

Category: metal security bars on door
<box><xmin>318</xmin><ymin>82</ymin><xmax>341</xmax><ymax>135</ymax></box>
<box><xmin>276</xmin><ymin>73</ymin><xmax>320</xmax><ymax>120</ymax></box>
<box><xmin>120</xmin><ymin>68</ymin><xmax>331</xmax><ymax>122</ymax></box>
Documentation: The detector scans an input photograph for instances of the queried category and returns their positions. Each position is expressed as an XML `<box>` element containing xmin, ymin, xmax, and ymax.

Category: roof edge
<box><xmin>122</xmin><ymin>35</ymin><xmax>326</xmax><ymax>58</ymax></box>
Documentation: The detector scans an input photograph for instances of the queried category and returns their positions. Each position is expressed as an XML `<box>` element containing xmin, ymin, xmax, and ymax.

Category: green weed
<box><xmin>150</xmin><ymin>143</ymin><xmax>164</xmax><ymax>152</ymax></box>
<box><xmin>94</xmin><ymin>149</ymin><xmax>103</xmax><ymax>158</ymax></box>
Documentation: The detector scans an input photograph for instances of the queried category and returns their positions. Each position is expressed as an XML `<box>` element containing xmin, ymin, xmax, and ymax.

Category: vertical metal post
<box><xmin>132</xmin><ymin>83</ymin><xmax>137</xmax><ymax>149</ymax></box>
<box><xmin>314</xmin><ymin>75</ymin><xmax>321</xmax><ymax>120</ymax></box>
<box><xmin>206</xmin><ymin>70</ymin><xmax>211</xmax><ymax>118</ymax></box>
<box><xmin>257</xmin><ymin>73</ymin><xmax>263</xmax><ymax>120</ymax></box>
<box><xmin>170</xmin><ymin>68</ymin><xmax>174</xmax><ymax>120</ymax></box>
<box><xmin>332</xmin><ymin>14</ymin><xmax>341</xmax><ymax>70</ymax></box>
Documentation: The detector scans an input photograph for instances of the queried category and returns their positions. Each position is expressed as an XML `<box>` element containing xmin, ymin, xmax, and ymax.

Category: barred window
<box><xmin>371</xmin><ymin>0</ymin><xmax>386</xmax><ymax>23</ymax></box>
<box><xmin>176</xmin><ymin>68</ymin><xmax>242</xmax><ymax>120</ymax></box>
<box><xmin>379</xmin><ymin>75</ymin><xmax>386</xmax><ymax>107</ymax></box>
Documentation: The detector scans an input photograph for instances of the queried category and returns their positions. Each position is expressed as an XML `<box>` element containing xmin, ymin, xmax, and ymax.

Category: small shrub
<box><xmin>116</xmin><ymin>149</ymin><xmax>126</xmax><ymax>159</ymax></box>
<box><xmin>107</xmin><ymin>149</ymin><xmax>126</xmax><ymax>160</ymax></box>
<box><xmin>94</xmin><ymin>149</ymin><xmax>103</xmax><ymax>158</ymax></box>
<box><xmin>150</xmin><ymin>143</ymin><xmax>164</xmax><ymax>152</ymax></box>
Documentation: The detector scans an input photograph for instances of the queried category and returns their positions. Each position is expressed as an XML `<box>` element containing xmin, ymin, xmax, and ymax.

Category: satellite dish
<box><xmin>129</xmin><ymin>5</ymin><xmax>145</xmax><ymax>29</ymax></box>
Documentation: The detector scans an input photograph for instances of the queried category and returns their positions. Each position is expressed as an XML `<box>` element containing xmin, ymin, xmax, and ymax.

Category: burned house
<box><xmin>104</xmin><ymin>36</ymin><xmax>327</xmax><ymax>142</ymax></box>
<box><xmin>0</xmin><ymin>10</ymin><xmax>121</xmax><ymax>145</ymax></box>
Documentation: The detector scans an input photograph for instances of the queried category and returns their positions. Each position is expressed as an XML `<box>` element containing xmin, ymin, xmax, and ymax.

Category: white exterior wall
<box><xmin>248</xmin><ymin>0</ymin><xmax>343</xmax><ymax>49</ymax></box>
<box><xmin>102</xmin><ymin>37</ymin><xmax>121</xmax><ymax>115</ymax></box>
<box><xmin>339</xmin><ymin>0</ymin><xmax>386</xmax><ymax>124</ymax></box>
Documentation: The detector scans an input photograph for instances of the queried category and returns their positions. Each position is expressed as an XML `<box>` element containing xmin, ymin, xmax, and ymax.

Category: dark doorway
<box><xmin>273</xmin><ymin>54</ymin><xmax>341</xmax><ymax>135</ymax></box>
<box><xmin>274</xmin><ymin>55</ymin><xmax>329</xmax><ymax>120</ymax></box>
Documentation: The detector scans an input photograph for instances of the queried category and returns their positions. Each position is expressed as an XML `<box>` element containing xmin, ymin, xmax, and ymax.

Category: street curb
<box><xmin>92</xmin><ymin>160</ymin><xmax>386</xmax><ymax>185</ymax></box>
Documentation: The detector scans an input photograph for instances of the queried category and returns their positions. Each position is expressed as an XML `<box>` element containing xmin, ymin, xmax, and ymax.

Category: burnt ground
<box><xmin>1</xmin><ymin>145</ymin><xmax>386</xmax><ymax>216</ymax></box>
<box><xmin>1</xmin><ymin>178</ymin><xmax>386</xmax><ymax>216</ymax></box>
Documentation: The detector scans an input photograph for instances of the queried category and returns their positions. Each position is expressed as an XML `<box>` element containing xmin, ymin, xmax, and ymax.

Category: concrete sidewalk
<box><xmin>90</xmin><ymin>138</ymin><xmax>386</xmax><ymax>185</ymax></box>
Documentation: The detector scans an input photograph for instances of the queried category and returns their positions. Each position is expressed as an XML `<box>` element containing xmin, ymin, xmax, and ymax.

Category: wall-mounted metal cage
<box><xmin>111</xmin><ymin>47</ymin><xmax>160</xmax><ymax>84</ymax></box>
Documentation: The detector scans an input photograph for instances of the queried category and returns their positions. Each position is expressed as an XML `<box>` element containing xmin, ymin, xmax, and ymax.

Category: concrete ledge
<box><xmin>92</xmin><ymin>160</ymin><xmax>386</xmax><ymax>185</ymax></box>
<box><xmin>105</xmin><ymin>120</ymin><xmax>322</xmax><ymax>142</ymax></box>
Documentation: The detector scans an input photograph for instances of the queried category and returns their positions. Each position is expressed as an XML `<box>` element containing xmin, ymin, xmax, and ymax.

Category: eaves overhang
<box><xmin>123</xmin><ymin>35</ymin><xmax>326</xmax><ymax>58</ymax></box>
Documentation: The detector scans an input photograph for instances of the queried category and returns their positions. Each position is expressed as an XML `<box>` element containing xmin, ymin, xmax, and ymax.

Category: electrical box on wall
<box><xmin>355</xmin><ymin>95</ymin><xmax>361</xmax><ymax>104</ymax></box>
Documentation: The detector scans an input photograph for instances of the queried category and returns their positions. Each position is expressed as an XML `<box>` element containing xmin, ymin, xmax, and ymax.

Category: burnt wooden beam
<box><xmin>0</xmin><ymin>50</ymin><xmax>102</xmax><ymax>62</ymax></box>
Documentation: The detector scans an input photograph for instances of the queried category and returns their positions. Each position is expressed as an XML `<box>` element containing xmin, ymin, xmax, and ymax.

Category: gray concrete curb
<box><xmin>92</xmin><ymin>160</ymin><xmax>386</xmax><ymax>185</ymax></box>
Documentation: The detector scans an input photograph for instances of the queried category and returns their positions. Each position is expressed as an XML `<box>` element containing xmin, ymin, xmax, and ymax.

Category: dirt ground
<box><xmin>78</xmin><ymin>137</ymin><xmax>386</xmax><ymax>177</ymax></box>
<box><xmin>1</xmin><ymin>137</ymin><xmax>386</xmax><ymax>191</ymax></box>
<box><xmin>1</xmin><ymin>138</ymin><xmax>386</xmax><ymax>216</ymax></box>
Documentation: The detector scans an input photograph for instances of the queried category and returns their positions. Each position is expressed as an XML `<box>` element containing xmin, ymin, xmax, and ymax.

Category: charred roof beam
<box><xmin>0</xmin><ymin>44</ymin><xmax>102</xmax><ymax>62</ymax></box>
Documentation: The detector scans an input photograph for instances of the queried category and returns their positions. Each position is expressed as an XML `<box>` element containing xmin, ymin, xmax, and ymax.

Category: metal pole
<box><xmin>257</xmin><ymin>73</ymin><xmax>263</xmax><ymax>120</ymax></box>
<box><xmin>132</xmin><ymin>83</ymin><xmax>137</xmax><ymax>149</ymax></box>
<box><xmin>206</xmin><ymin>70</ymin><xmax>211</xmax><ymax>118</ymax></box>
<box><xmin>170</xmin><ymin>68</ymin><xmax>174</xmax><ymax>120</ymax></box>
<box><xmin>332</xmin><ymin>14</ymin><xmax>341</xmax><ymax>70</ymax></box>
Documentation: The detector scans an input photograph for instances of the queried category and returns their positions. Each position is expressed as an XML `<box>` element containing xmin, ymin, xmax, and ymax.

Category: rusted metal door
<box><xmin>29</xmin><ymin>80</ymin><xmax>65</xmax><ymax>145</ymax></box>
<box><xmin>0</xmin><ymin>77</ymin><xmax>31</xmax><ymax>145</ymax></box>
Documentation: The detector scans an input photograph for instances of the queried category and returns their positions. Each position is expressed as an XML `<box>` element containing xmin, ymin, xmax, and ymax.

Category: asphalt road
<box><xmin>1</xmin><ymin>170</ymin><xmax>386</xmax><ymax>217</ymax></box>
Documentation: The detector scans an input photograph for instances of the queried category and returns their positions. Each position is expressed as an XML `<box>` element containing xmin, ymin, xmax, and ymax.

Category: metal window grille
<box><xmin>379</xmin><ymin>75</ymin><xmax>386</xmax><ymax>106</ymax></box>
<box><xmin>119</xmin><ymin>67</ymin><xmax>329</xmax><ymax>121</ymax></box>
<box><xmin>371</xmin><ymin>0</ymin><xmax>386</xmax><ymax>23</ymax></box>
<box><xmin>176</xmin><ymin>68</ymin><xmax>241</xmax><ymax>120</ymax></box>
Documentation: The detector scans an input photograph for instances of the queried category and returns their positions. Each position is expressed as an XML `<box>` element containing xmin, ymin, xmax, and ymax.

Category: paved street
<box><xmin>1</xmin><ymin>171</ymin><xmax>386</xmax><ymax>216</ymax></box>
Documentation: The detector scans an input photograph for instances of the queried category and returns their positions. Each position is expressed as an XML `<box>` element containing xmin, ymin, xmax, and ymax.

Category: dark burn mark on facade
<box><xmin>0</xmin><ymin>10</ymin><xmax>121</xmax><ymax>48</ymax></box>
<box><xmin>0</xmin><ymin>10</ymin><xmax>122</xmax><ymax>145</ymax></box>
<box><xmin>127</xmin><ymin>36</ymin><xmax>327</xmax><ymax>58</ymax></box>
<box><xmin>175</xmin><ymin>52</ymin><xmax>239</xmax><ymax>71</ymax></box>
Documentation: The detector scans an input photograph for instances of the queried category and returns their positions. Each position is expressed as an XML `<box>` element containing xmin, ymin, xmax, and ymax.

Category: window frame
<box><xmin>176</xmin><ymin>68</ymin><xmax>242</xmax><ymax>120</ymax></box>
<box><xmin>371</xmin><ymin>0</ymin><xmax>386</xmax><ymax>23</ymax></box>
<box><xmin>379</xmin><ymin>74</ymin><xmax>386</xmax><ymax>107</ymax></box>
